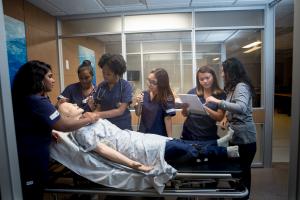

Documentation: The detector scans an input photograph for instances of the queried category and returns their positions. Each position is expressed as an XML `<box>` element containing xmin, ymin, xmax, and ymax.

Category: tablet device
<box><xmin>177</xmin><ymin>94</ymin><xmax>208</xmax><ymax>115</ymax></box>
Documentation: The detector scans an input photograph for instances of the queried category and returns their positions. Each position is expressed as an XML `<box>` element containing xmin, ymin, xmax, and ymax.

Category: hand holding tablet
<box><xmin>177</xmin><ymin>94</ymin><xmax>208</xmax><ymax>115</ymax></box>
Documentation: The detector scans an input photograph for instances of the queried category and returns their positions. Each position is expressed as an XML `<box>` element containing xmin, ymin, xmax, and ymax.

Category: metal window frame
<box><xmin>0</xmin><ymin>1</ymin><xmax>22</xmax><ymax>199</ymax></box>
<box><xmin>56</xmin><ymin>7</ymin><xmax>270</xmax><ymax>167</ymax></box>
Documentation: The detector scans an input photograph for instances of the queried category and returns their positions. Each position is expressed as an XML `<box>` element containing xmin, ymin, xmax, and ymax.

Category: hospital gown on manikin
<box><xmin>50</xmin><ymin>119</ymin><xmax>176</xmax><ymax>193</ymax></box>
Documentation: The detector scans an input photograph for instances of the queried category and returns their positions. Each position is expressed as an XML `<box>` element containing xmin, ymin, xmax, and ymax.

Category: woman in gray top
<box><xmin>206</xmin><ymin>57</ymin><xmax>256</xmax><ymax>200</ymax></box>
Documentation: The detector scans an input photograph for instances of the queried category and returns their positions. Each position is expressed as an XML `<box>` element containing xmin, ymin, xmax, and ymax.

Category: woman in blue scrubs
<box><xmin>57</xmin><ymin>60</ymin><xmax>96</xmax><ymax>112</ymax></box>
<box><xmin>12</xmin><ymin>60</ymin><xmax>98</xmax><ymax>200</ymax></box>
<box><xmin>181</xmin><ymin>65</ymin><xmax>226</xmax><ymax>141</ymax></box>
<box><xmin>134</xmin><ymin>68</ymin><xmax>176</xmax><ymax>137</ymax></box>
<box><xmin>92</xmin><ymin>53</ymin><xmax>133</xmax><ymax>130</ymax></box>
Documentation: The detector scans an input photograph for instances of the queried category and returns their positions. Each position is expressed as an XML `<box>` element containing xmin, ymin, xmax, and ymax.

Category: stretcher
<box><xmin>45</xmin><ymin>160</ymin><xmax>247</xmax><ymax>199</ymax></box>
<box><xmin>45</xmin><ymin>132</ymin><xmax>248</xmax><ymax>199</ymax></box>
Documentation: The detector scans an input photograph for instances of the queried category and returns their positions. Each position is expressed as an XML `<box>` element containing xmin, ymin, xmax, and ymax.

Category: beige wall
<box><xmin>3</xmin><ymin>0</ymin><xmax>59</xmax><ymax>103</ymax></box>
<box><xmin>62</xmin><ymin>37</ymin><xmax>105</xmax><ymax>88</ymax></box>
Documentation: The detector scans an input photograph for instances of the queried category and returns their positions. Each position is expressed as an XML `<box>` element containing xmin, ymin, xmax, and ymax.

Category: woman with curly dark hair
<box><xmin>12</xmin><ymin>60</ymin><xmax>98</xmax><ymax>200</ymax></box>
<box><xmin>206</xmin><ymin>57</ymin><xmax>256</xmax><ymax>200</ymax></box>
<box><xmin>134</xmin><ymin>68</ymin><xmax>176</xmax><ymax>137</ymax></box>
<box><xmin>92</xmin><ymin>53</ymin><xmax>133</xmax><ymax>130</ymax></box>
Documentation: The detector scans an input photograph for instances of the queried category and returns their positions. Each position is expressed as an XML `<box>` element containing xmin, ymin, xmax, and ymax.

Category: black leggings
<box><xmin>236</xmin><ymin>142</ymin><xmax>257</xmax><ymax>200</ymax></box>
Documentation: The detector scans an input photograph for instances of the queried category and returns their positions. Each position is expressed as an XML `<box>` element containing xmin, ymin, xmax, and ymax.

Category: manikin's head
<box><xmin>58</xmin><ymin>102</ymin><xmax>84</xmax><ymax>120</ymax></box>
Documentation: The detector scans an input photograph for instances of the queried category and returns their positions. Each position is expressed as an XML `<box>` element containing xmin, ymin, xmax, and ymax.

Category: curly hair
<box><xmin>77</xmin><ymin>59</ymin><xmax>94</xmax><ymax>76</ymax></box>
<box><xmin>98</xmin><ymin>53</ymin><xmax>126</xmax><ymax>76</ymax></box>
<box><xmin>149</xmin><ymin>68</ymin><xmax>174</xmax><ymax>106</ymax></box>
<box><xmin>12</xmin><ymin>60</ymin><xmax>51</xmax><ymax>103</ymax></box>
<box><xmin>195</xmin><ymin>65</ymin><xmax>223</xmax><ymax>97</ymax></box>
<box><xmin>222</xmin><ymin>57</ymin><xmax>255</xmax><ymax>96</ymax></box>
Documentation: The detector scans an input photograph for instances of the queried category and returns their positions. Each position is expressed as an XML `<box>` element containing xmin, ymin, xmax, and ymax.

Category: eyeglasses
<box><xmin>147</xmin><ymin>79</ymin><xmax>158</xmax><ymax>86</ymax></box>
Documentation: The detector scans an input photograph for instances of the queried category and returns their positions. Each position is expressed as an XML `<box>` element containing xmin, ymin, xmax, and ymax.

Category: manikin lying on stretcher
<box><xmin>56</xmin><ymin>102</ymin><xmax>239</xmax><ymax>173</ymax></box>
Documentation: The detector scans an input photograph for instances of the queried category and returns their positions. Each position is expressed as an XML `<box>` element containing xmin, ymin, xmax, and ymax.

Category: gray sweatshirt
<box><xmin>222</xmin><ymin>82</ymin><xmax>256</xmax><ymax>144</ymax></box>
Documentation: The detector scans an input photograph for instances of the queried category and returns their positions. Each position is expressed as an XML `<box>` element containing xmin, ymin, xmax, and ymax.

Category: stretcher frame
<box><xmin>45</xmin><ymin>160</ymin><xmax>248</xmax><ymax>199</ymax></box>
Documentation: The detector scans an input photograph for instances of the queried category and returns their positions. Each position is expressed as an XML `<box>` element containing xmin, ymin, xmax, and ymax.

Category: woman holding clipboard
<box><xmin>181</xmin><ymin>65</ymin><xmax>226</xmax><ymax>141</ymax></box>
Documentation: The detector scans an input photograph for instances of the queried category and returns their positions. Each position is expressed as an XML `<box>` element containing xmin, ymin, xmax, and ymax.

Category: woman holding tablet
<box><xmin>181</xmin><ymin>65</ymin><xmax>226</xmax><ymax>141</ymax></box>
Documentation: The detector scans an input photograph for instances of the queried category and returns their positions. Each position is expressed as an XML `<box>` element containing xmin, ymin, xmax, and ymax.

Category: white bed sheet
<box><xmin>50</xmin><ymin>125</ymin><xmax>176</xmax><ymax>193</ymax></box>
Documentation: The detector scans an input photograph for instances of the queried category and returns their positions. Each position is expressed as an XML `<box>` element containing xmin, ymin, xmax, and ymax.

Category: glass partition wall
<box><xmin>58</xmin><ymin>8</ymin><xmax>270</xmax><ymax>166</ymax></box>
<box><xmin>126</xmin><ymin>32</ymin><xmax>192</xmax><ymax>95</ymax></box>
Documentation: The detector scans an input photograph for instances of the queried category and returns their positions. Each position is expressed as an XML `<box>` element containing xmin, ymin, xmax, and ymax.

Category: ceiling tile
<box><xmin>101</xmin><ymin>0</ymin><xmax>143</xmax><ymax>6</ymax></box>
<box><xmin>104</xmin><ymin>5</ymin><xmax>147</xmax><ymax>12</ymax></box>
<box><xmin>191</xmin><ymin>0</ymin><xmax>235</xmax><ymax>7</ymax></box>
<box><xmin>27</xmin><ymin>0</ymin><xmax>66</xmax><ymax>16</ymax></box>
<box><xmin>147</xmin><ymin>0</ymin><xmax>190</xmax><ymax>9</ymax></box>
<box><xmin>234</xmin><ymin>0</ymin><xmax>271</xmax><ymax>6</ymax></box>
<box><xmin>49</xmin><ymin>0</ymin><xmax>105</xmax><ymax>15</ymax></box>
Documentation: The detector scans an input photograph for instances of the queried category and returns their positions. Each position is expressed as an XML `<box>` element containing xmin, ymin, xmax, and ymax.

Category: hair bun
<box><xmin>82</xmin><ymin>60</ymin><xmax>91</xmax><ymax>66</ymax></box>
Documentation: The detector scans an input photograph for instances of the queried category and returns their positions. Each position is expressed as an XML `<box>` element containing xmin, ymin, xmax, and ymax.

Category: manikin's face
<box><xmin>58</xmin><ymin>102</ymin><xmax>84</xmax><ymax>120</ymax></box>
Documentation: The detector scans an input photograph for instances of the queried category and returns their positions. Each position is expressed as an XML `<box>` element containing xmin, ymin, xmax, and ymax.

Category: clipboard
<box><xmin>177</xmin><ymin>94</ymin><xmax>208</xmax><ymax>115</ymax></box>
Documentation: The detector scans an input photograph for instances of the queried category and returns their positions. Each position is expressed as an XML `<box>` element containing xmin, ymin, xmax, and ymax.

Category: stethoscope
<box><xmin>95</xmin><ymin>79</ymin><xmax>123</xmax><ymax>108</ymax></box>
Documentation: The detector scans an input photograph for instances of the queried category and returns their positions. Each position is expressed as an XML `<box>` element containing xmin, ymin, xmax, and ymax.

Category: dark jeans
<box><xmin>164</xmin><ymin>139</ymin><xmax>227</xmax><ymax>163</ymax></box>
<box><xmin>236</xmin><ymin>142</ymin><xmax>257</xmax><ymax>200</ymax></box>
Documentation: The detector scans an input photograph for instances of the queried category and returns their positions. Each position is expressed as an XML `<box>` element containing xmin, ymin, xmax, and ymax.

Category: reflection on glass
<box><xmin>196</xmin><ymin>30</ymin><xmax>262</xmax><ymax>107</ymax></box>
<box><xmin>225</xmin><ymin>30</ymin><xmax>262</xmax><ymax>107</ymax></box>
<box><xmin>127</xmin><ymin>54</ymin><xmax>142</xmax><ymax>96</ymax></box>
<box><xmin>95</xmin><ymin>34</ymin><xmax>121</xmax><ymax>54</ymax></box>
<box><xmin>126</xmin><ymin>32</ymin><xmax>192</xmax><ymax>95</ymax></box>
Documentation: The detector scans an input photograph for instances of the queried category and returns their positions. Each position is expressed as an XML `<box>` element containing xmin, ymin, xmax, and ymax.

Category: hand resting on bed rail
<box><xmin>55</xmin><ymin>102</ymin><xmax>239</xmax><ymax>173</ymax></box>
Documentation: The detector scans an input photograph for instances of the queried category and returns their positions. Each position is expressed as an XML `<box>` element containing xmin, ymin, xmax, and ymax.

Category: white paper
<box><xmin>177</xmin><ymin>94</ymin><xmax>207</xmax><ymax>115</ymax></box>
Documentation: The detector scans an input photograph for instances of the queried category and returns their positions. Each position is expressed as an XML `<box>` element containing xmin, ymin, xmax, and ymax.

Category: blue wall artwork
<box><xmin>78</xmin><ymin>45</ymin><xmax>96</xmax><ymax>85</ymax></box>
<box><xmin>4</xmin><ymin>15</ymin><xmax>27</xmax><ymax>85</ymax></box>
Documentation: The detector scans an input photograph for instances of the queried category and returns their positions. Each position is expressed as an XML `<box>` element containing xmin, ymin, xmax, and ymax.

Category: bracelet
<box><xmin>219</xmin><ymin>100</ymin><xmax>226</xmax><ymax>110</ymax></box>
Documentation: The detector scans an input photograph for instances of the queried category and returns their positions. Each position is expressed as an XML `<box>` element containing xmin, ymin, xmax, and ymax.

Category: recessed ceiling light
<box><xmin>242</xmin><ymin>41</ymin><xmax>262</xmax><ymax>48</ymax></box>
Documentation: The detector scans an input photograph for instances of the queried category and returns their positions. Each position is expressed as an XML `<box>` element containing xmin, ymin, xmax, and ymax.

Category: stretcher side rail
<box><xmin>44</xmin><ymin>186</ymin><xmax>248</xmax><ymax>198</ymax></box>
<box><xmin>176</xmin><ymin>172</ymin><xmax>232</xmax><ymax>179</ymax></box>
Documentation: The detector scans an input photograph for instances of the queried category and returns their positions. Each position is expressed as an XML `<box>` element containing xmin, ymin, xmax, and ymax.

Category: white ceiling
<box><xmin>27</xmin><ymin>0</ymin><xmax>274</xmax><ymax>16</ymax></box>
<box><xmin>26</xmin><ymin>0</ymin><xmax>293</xmax><ymax>50</ymax></box>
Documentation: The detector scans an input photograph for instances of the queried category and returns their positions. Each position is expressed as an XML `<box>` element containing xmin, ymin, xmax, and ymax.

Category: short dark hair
<box><xmin>12</xmin><ymin>60</ymin><xmax>51</xmax><ymax>102</ymax></box>
<box><xmin>77</xmin><ymin>59</ymin><xmax>94</xmax><ymax>76</ymax></box>
<box><xmin>98</xmin><ymin>53</ymin><xmax>126</xmax><ymax>76</ymax></box>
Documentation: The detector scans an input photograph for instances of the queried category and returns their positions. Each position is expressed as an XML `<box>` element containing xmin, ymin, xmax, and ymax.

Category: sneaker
<box><xmin>227</xmin><ymin>146</ymin><xmax>240</xmax><ymax>158</ymax></box>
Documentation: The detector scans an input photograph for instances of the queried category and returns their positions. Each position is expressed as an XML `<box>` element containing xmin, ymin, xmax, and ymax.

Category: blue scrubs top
<box><xmin>14</xmin><ymin>95</ymin><xmax>60</xmax><ymax>181</ymax></box>
<box><xmin>138</xmin><ymin>91</ymin><xmax>176</xmax><ymax>136</ymax></box>
<box><xmin>93</xmin><ymin>79</ymin><xmax>132</xmax><ymax>130</ymax></box>
<box><xmin>181</xmin><ymin>88</ymin><xmax>226</xmax><ymax>141</ymax></box>
<box><xmin>58</xmin><ymin>82</ymin><xmax>96</xmax><ymax>112</ymax></box>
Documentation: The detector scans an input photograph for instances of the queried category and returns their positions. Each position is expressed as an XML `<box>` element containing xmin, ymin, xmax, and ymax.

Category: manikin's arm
<box><xmin>94</xmin><ymin>142</ymin><xmax>153</xmax><ymax>173</ymax></box>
